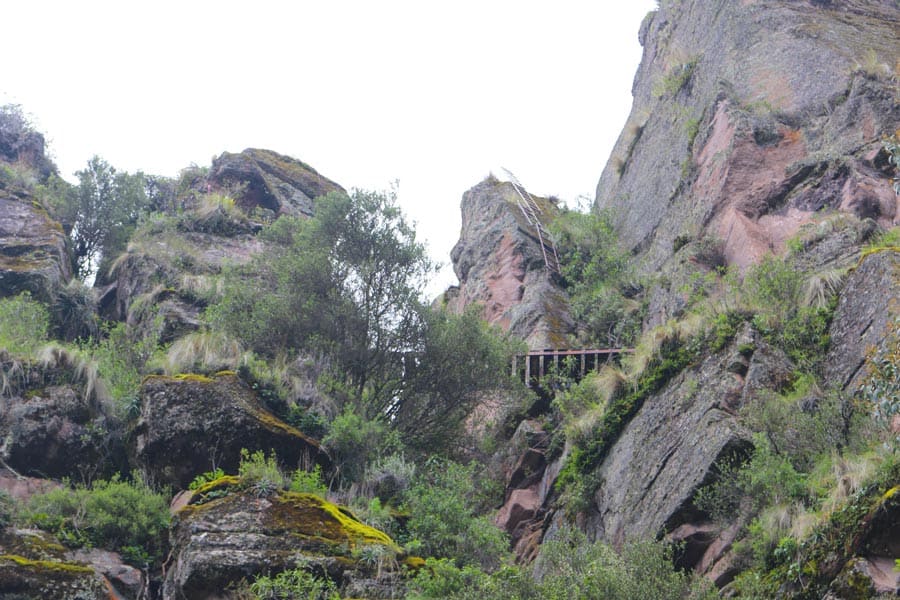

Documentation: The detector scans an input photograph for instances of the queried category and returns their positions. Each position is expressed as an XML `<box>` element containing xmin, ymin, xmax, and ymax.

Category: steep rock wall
<box><xmin>444</xmin><ymin>177</ymin><xmax>573</xmax><ymax>349</ymax></box>
<box><xmin>597</xmin><ymin>0</ymin><xmax>899</xmax><ymax>276</ymax></box>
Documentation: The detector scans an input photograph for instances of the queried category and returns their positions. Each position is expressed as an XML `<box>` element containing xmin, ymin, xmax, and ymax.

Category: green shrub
<box><xmin>549</xmin><ymin>209</ymin><xmax>638</xmax><ymax>347</ymax></box>
<box><xmin>238</xmin><ymin>449</ymin><xmax>287</xmax><ymax>497</ymax></box>
<box><xmin>0</xmin><ymin>292</ymin><xmax>49</xmax><ymax>356</ymax></box>
<box><xmin>50</xmin><ymin>280</ymin><xmax>98</xmax><ymax>342</ymax></box>
<box><xmin>0</xmin><ymin>490</ymin><xmax>16</xmax><ymax>528</ymax></box>
<box><xmin>696</xmin><ymin>433</ymin><xmax>807</xmax><ymax>517</ymax></box>
<box><xmin>407</xmin><ymin>559</ymin><xmax>533</xmax><ymax>600</ymax></box>
<box><xmin>742</xmin><ymin>256</ymin><xmax>837</xmax><ymax>369</ymax></box>
<box><xmin>860</xmin><ymin>315</ymin><xmax>900</xmax><ymax>447</ymax></box>
<box><xmin>250</xmin><ymin>565</ymin><xmax>340</xmax><ymax>600</ymax></box>
<box><xmin>24</xmin><ymin>474</ymin><xmax>170</xmax><ymax>566</ymax></box>
<box><xmin>537</xmin><ymin>527</ymin><xmax>717</xmax><ymax>600</ymax></box>
<box><xmin>408</xmin><ymin>528</ymin><xmax>717</xmax><ymax>600</ymax></box>
<box><xmin>289</xmin><ymin>465</ymin><xmax>328</xmax><ymax>497</ymax></box>
<box><xmin>83</xmin><ymin>321</ymin><xmax>154</xmax><ymax>415</ymax></box>
<box><xmin>362</xmin><ymin>453</ymin><xmax>417</xmax><ymax>503</ymax></box>
<box><xmin>403</xmin><ymin>459</ymin><xmax>509</xmax><ymax>571</ymax></box>
<box><xmin>188</xmin><ymin>468</ymin><xmax>226</xmax><ymax>491</ymax></box>
<box><xmin>323</xmin><ymin>409</ymin><xmax>400</xmax><ymax>486</ymax></box>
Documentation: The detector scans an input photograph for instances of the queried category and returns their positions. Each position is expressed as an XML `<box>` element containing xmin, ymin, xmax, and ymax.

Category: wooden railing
<box><xmin>512</xmin><ymin>348</ymin><xmax>632</xmax><ymax>387</ymax></box>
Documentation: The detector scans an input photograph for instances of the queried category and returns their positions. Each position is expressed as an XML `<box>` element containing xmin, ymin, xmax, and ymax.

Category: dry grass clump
<box><xmin>36</xmin><ymin>343</ymin><xmax>109</xmax><ymax>408</ymax></box>
<box><xmin>158</xmin><ymin>330</ymin><xmax>244</xmax><ymax>375</ymax></box>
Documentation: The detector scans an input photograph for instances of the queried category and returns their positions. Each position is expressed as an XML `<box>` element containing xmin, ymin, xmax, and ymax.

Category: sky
<box><xmin>3</xmin><ymin>1</ymin><xmax>655</xmax><ymax>295</ymax></box>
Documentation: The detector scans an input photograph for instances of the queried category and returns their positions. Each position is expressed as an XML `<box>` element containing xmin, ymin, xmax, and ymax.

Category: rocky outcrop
<box><xmin>445</xmin><ymin>177</ymin><xmax>573</xmax><ymax>349</ymax></box>
<box><xmin>164</xmin><ymin>482</ymin><xmax>401</xmax><ymax>599</ymax></box>
<box><xmin>545</xmin><ymin>326</ymin><xmax>793</xmax><ymax>568</ymax></box>
<box><xmin>0</xmin><ymin>383</ymin><xmax>124</xmax><ymax>481</ymax></box>
<box><xmin>493</xmin><ymin>420</ymin><xmax>563</xmax><ymax>564</ymax></box>
<box><xmin>208</xmin><ymin>148</ymin><xmax>344</xmax><ymax>216</ymax></box>
<box><xmin>0</xmin><ymin>187</ymin><xmax>71</xmax><ymax>303</ymax></box>
<box><xmin>824</xmin><ymin>249</ymin><xmax>899</xmax><ymax>393</ymax></box>
<box><xmin>0</xmin><ymin>528</ymin><xmax>109</xmax><ymax>599</ymax></box>
<box><xmin>133</xmin><ymin>372</ymin><xmax>328</xmax><ymax>490</ymax></box>
<box><xmin>597</xmin><ymin>0</ymin><xmax>899</xmax><ymax>278</ymax></box>
<box><xmin>0</xmin><ymin>108</ymin><xmax>55</xmax><ymax>181</ymax></box>
<box><xmin>0</xmin><ymin>349</ymin><xmax>126</xmax><ymax>482</ymax></box>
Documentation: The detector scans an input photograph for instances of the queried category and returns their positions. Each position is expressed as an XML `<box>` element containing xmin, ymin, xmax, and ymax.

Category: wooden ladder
<box><xmin>503</xmin><ymin>168</ymin><xmax>560</xmax><ymax>275</ymax></box>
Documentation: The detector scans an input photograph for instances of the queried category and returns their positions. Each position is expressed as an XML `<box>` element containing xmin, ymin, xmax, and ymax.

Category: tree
<box><xmin>64</xmin><ymin>156</ymin><xmax>149</xmax><ymax>280</ymax></box>
<box><xmin>211</xmin><ymin>188</ymin><xmax>434</xmax><ymax>416</ymax></box>
<box><xmin>395</xmin><ymin>305</ymin><xmax>523</xmax><ymax>450</ymax></box>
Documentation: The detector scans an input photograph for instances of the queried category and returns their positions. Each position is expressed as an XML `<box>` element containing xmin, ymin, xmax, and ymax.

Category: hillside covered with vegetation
<box><xmin>1</xmin><ymin>1</ymin><xmax>900</xmax><ymax>598</ymax></box>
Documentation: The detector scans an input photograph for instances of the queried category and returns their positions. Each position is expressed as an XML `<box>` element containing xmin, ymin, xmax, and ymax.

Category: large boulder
<box><xmin>444</xmin><ymin>176</ymin><xmax>574</xmax><ymax>349</ymax></box>
<box><xmin>133</xmin><ymin>372</ymin><xmax>329</xmax><ymax>490</ymax></box>
<box><xmin>208</xmin><ymin>148</ymin><xmax>344</xmax><ymax>216</ymax></box>
<box><xmin>0</xmin><ymin>350</ymin><xmax>126</xmax><ymax>481</ymax></box>
<box><xmin>163</xmin><ymin>482</ymin><xmax>403</xmax><ymax>599</ymax></box>
<box><xmin>0</xmin><ymin>528</ymin><xmax>109</xmax><ymax>600</ymax></box>
<box><xmin>0</xmin><ymin>188</ymin><xmax>71</xmax><ymax>303</ymax></box>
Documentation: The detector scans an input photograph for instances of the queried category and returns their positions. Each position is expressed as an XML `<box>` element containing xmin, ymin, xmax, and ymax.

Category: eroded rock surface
<box><xmin>547</xmin><ymin>327</ymin><xmax>791</xmax><ymax>559</ymax></box>
<box><xmin>164</xmin><ymin>483</ymin><xmax>400</xmax><ymax>599</ymax></box>
<box><xmin>0</xmin><ymin>528</ymin><xmax>109</xmax><ymax>600</ymax></box>
<box><xmin>0</xmin><ymin>188</ymin><xmax>71</xmax><ymax>303</ymax></box>
<box><xmin>597</xmin><ymin>0</ymin><xmax>900</xmax><ymax>278</ymax></box>
<box><xmin>825</xmin><ymin>250</ymin><xmax>899</xmax><ymax>393</ymax></box>
<box><xmin>445</xmin><ymin>177</ymin><xmax>573</xmax><ymax>349</ymax></box>
<box><xmin>133</xmin><ymin>372</ymin><xmax>328</xmax><ymax>489</ymax></box>
<box><xmin>208</xmin><ymin>148</ymin><xmax>344</xmax><ymax>216</ymax></box>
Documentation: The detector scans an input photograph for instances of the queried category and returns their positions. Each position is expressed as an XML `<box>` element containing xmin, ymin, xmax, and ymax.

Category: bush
<box><xmin>24</xmin><ymin>474</ymin><xmax>170</xmax><ymax>566</ymax></box>
<box><xmin>403</xmin><ymin>459</ymin><xmax>508</xmax><ymax>571</ymax></box>
<box><xmin>323</xmin><ymin>409</ymin><xmax>400</xmax><ymax>486</ymax></box>
<box><xmin>0</xmin><ymin>490</ymin><xmax>16</xmax><ymax>528</ymax></box>
<box><xmin>0</xmin><ymin>292</ymin><xmax>49</xmax><ymax>356</ymax></box>
<box><xmin>362</xmin><ymin>453</ymin><xmax>416</xmax><ymax>503</ymax></box>
<box><xmin>238</xmin><ymin>449</ymin><xmax>287</xmax><ymax>497</ymax></box>
<box><xmin>860</xmin><ymin>315</ymin><xmax>900</xmax><ymax>448</ymax></box>
<box><xmin>83</xmin><ymin>321</ymin><xmax>155</xmax><ymax>415</ymax></box>
<box><xmin>290</xmin><ymin>465</ymin><xmax>328</xmax><ymax>497</ymax></box>
<box><xmin>537</xmin><ymin>527</ymin><xmax>717</xmax><ymax>600</ymax></box>
<box><xmin>396</xmin><ymin>305</ymin><xmax>523</xmax><ymax>451</ymax></box>
<box><xmin>742</xmin><ymin>256</ymin><xmax>837</xmax><ymax>369</ymax></box>
<box><xmin>407</xmin><ymin>559</ymin><xmax>533</xmax><ymax>600</ymax></box>
<box><xmin>50</xmin><ymin>280</ymin><xmax>98</xmax><ymax>342</ymax></box>
<box><xmin>188</xmin><ymin>468</ymin><xmax>226</xmax><ymax>491</ymax></box>
<box><xmin>250</xmin><ymin>565</ymin><xmax>340</xmax><ymax>600</ymax></box>
<box><xmin>549</xmin><ymin>209</ymin><xmax>638</xmax><ymax>347</ymax></box>
<box><xmin>695</xmin><ymin>433</ymin><xmax>807</xmax><ymax>520</ymax></box>
<box><xmin>407</xmin><ymin>528</ymin><xmax>717</xmax><ymax>600</ymax></box>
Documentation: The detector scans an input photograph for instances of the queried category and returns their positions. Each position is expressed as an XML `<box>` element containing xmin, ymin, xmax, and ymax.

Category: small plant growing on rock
<box><xmin>239</xmin><ymin>449</ymin><xmax>287</xmax><ymax>497</ymax></box>
<box><xmin>23</xmin><ymin>473</ymin><xmax>170</xmax><ymax>566</ymax></box>
<box><xmin>289</xmin><ymin>465</ymin><xmax>328</xmax><ymax>497</ymax></box>
<box><xmin>249</xmin><ymin>564</ymin><xmax>340</xmax><ymax>600</ymax></box>
<box><xmin>189</xmin><ymin>468</ymin><xmax>226</xmax><ymax>491</ymax></box>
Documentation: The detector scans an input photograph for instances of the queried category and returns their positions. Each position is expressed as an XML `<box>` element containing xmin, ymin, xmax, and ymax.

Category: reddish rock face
<box><xmin>445</xmin><ymin>177</ymin><xmax>573</xmax><ymax>349</ymax></box>
<box><xmin>596</xmin><ymin>0</ymin><xmax>900</xmax><ymax>277</ymax></box>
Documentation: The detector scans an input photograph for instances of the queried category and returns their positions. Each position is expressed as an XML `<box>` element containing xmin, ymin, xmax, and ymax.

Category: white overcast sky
<box><xmin>3</xmin><ymin>1</ymin><xmax>654</xmax><ymax>295</ymax></box>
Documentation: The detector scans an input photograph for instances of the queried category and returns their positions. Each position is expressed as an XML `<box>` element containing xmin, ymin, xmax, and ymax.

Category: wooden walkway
<box><xmin>513</xmin><ymin>348</ymin><xmax>632</xmax><ymax>387</ymax></box>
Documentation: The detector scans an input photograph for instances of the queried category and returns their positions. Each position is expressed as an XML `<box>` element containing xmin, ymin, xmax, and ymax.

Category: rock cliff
<box><xmin>444</xmin><ymin>176</ymin><xmax>573</xmax><ymax>349</ymax></box>
<box><xmin>598</xmin><ymin>0</ymin><xmax>899</xmax><ymax>280</ymax></box>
